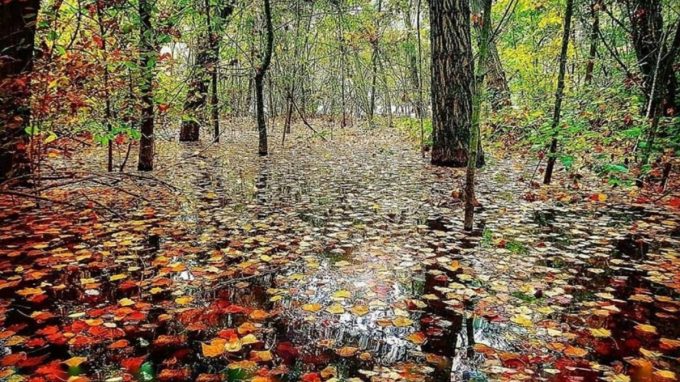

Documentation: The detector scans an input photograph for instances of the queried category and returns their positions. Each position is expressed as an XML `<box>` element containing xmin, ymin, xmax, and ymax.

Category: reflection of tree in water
<box><xmin>255</xmin><ymin>161</ymin><xmax>269</xmax><ymax>209</ymax></box>
<box><xmin>421</xmin><ymin>260</ymin><xmax>478</xmax><ymax>382</ymax></box>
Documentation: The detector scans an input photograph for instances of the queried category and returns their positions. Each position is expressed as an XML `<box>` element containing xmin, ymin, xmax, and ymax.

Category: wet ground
<box><xmin>0</xmin><ymin>126</ymin><xmax>679</xmax><ymax>382</ymax></box>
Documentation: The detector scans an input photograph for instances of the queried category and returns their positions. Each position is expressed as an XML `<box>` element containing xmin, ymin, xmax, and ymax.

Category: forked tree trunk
<box><xmin>0</xmin><ymin>0</ymin><xmax>40</xmax><ymax>182</ymax></box>
<box><xmin>429</xmin><ymin>0</ymin><xmax>475</xmax><ymax>167</ymax></box>
<box><xmin>137</xmin><ymin>0</ymin><xmax>157</xmax><ymax>171</ymax></box>
<box><xmin>256</xmin><ymin>0</ymin><xmax>274</xmax><ymax>156</ymax></box>
<box><xmin>543</xmin><ymin>0</ymin><xmax>574</xmax><ymax>184</ymax></box>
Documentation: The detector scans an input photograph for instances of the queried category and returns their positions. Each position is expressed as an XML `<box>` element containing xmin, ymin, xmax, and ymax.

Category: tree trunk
<box><xmin>404</xmin><ymin>1</ymin><xmax>424</xmax><ymax>119</ymax></box>
<box><xmin>0</xmin><ymin>0</ymin><xmax>40</xmax><ymax>182</ymax></box>
<box><xmin>256</xmin><ymin>0</ymin><xmax>274</xmax><ymax>156</ymax></box>
<box><xmin>486</xmin><ymin>42</ymin><xmax>511</xmax><ymax>110</ymax></box>
<box><xmin>180</xmin><ymin>1</ymin><xmax>234</xmax><ymax>142</ymax></box>
<box><xmin>429</xmin><ymin>0</ymin><xmax>475</xmax><ymax>167</ymax></box>
<box><xmin>626</xmin><ymin>0</ymin><xmax>676</xmax><ymax>114</ymax></box>
<box><xmin>471</xmin><ymin>0</ymin><xmax>511</xmax><ymax>111</ymax></box>
<box><xmin>137</xmin><ymin>0</ymin><xmax>157</xmax><ymax>171</ymax></box>
<box><xmin>465</xmin><ymin>0</ymin><xmax>491</xmax><ymax>231</ymax></box>
<box><xmin>543</xmin><ymin>0</ymin><xmax>574</xmax><ymax>184</ymax></box>
<box><xmin>584</xmin><ymin>0</ymin><xmax>599</xmax><ymax>84</ymax></box>
<box><xmin>95</xmin><ymin>3</ymin><xmax>114</xmax><ymax>172</ymax></box>
<box><xmin>369</xmin><ymin>0</ymin><xmax>383</xmax><ymax>127</ymax></box>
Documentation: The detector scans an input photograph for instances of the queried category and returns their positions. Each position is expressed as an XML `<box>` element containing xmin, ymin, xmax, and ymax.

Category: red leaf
<box><xmin>121</xmin><ymin>356</ymin><xmax>146</xmax><ymax>374</ymax></box>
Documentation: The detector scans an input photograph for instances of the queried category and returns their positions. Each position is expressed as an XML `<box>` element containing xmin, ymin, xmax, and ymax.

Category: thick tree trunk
<box><xmin>429</xmin><ymin>0</ymin><xmax>475</xmax><ymax>167</ymax></box>
<box><xmin>543</xmin><ymin>0</ymin><xmax>574</xmax><ymax>184</ymax></box>
<box><xmin>0</xmin><ymin>0</ymin><xmax>40</xmax><ymax>182</ymax></box>
<box><xmin>256</xmin><ymin>0</ymin><xmax>274</xmax><ymax>156</ymax></box>
<box><xmin>626</xmin><ymin>0</ymin><xmax>676</xmax><ymax>114</ymax></box>
<box><xmin>137</xmin><ymin>0</ymin><xmax>157</xmax><ymax>171</ymax></box>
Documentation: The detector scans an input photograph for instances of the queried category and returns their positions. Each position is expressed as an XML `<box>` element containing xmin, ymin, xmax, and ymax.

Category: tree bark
<box><xmin>429</xmin><ymin>0</ymin><xmax>475</xmax><ymax>167</ymax></box>
<box><xmin>471</xmin><ymin>0</ymin><xmax>511</xmax><ymax>111</ymax></box>
<box><xmin>0</xmin><ymin>0</ymin><xmax>41</xmax><ymax>182</ymax></box>
<box><xmin>256</xmin><ymin>0</ymin><xmax>274</xmax><ymax>156</ymax></box>
<box><xmin>369</xmin><ymin>0</ymin><xmax>383</xmax><ymax>127</ymax></box>
<box><xmin>465</xmin><ymin>0</ymin><xmax>491</xmax><ymax>231</ymax></box>
<box><xmin>543</xmin><ymin>0</ymin><xmax>574</xmax><ymax>184</ymax></box>
<box><xmin>180</xmin><ymin>1</ymin><xmax>234</xmax><ymax>142</ymax></box>
<box><xmin>137</xmin><ymin>0</ymin><xmax>157</xmax><ymax>171</ymax></box>
<box><xmin>404</xmin><ymin>1</ymin><xmax>424</xmax><ymax>119</ymax></box>
<box><xmin>626</xmin><ymin>0</ymin><xmax>676</xmax><ymax>114</ymax></box>
<box><xmin>584</xmin><ymin>0</ymin><xmax>600</xmax><ymax>84</ymax></box>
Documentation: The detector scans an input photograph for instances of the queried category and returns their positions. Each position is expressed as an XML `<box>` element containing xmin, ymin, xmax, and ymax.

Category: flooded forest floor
<box><xmin>1</xmin><ymin>126</ymin><xmax>679</xmax><ymax>382</ymax></box>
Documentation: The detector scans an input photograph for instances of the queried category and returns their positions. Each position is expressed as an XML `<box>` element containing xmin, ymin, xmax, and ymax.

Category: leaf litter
<box><xmin>0</xmin><ymin>126</ymin><xmax>679</xmax><ymax>382</ymax></box>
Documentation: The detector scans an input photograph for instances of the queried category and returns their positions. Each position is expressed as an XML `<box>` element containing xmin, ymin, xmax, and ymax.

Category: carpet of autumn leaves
<box><xmin>1</xmin><ymin>127</ymin><xmax>679</xmax><ymax>382</ymax></box>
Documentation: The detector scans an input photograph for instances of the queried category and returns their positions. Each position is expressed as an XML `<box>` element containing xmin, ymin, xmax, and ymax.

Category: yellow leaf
<box><xmin>392</xmin><ymin>317</ymin><xmax>413</xmax><ymax>327</ymax></box>
<box><xmin>605</xmin><ymin>374</ymin><xmax>630</xmax><ymax>382</ymax></box>
<box><xmin>63</xmin><ymin>356</ymin><xmax>87</xmax><ymax>368</ymax></box>
<box><xmin>635</xmin><ymin>324</ymin><xmax>657</xmax><ymax>335</ymax></box>
<box><xmin>119</xmin><ymin>298</ymin><xmax>135</xmax><ymax>307</ymax></box>
<box><xmin>224</xmin><ymin>339</ymin><xmax>243</xmax><ymax>352</ymax></box>
<box><xmin>17</xmin><ymin>287</ymin><xmax>44</xmax><ymax>297</ymax></box>
<box><xmin>350</xmin><ymin>305</ymin><xmax>369</xmax><ymax>316</ymax></box>
<box><xmin>332</xmin><ymin>290</ymin><xmax>351</xmax><ymax>299</ymax></box>
<box><xmin>109</xmin><ymin>274</ymin><xmax>127</xmax><ymax>282</ymax></box>
<box><xmin>175</xmin><ymin>296</ymin><xmax>193</xmax><ymax>305</ymax></box>
<box><xmin>406</xmin><ymin>331</ymin><xmax>427</xmax><ymax>345</ymax></box>
<box><xmin>653</xmin><ymin>370</ymin><xmax>676</xmax><ymax>381</ymax></box>
<box><xmin>251</xmin><ymin>350</ymin><xmax>272</xmax><ymax>362</ymax></box>
<box><xmin>326</xmin><ymin>304</ymin><xmax>345</xmax><ymax>314</ymax></box>
<box><xmin>240</xmin><ymin>334</ymin><xmax>259</xmax><ymax>345</ymax></box>
<box><xmin>150</xmin><ymin>287</ymin><xmax>164</xmax><ymax>295</ymax></box>
<box><xmin>589</xmin><ymin>328</ymin><xmax>611</xmax><ymax>338</ymax></box>
<box><xmin>202</xmin><ymin>338</ymin><xmax>227</xmax><ymax>357</ymax></box>
<box><xmin>510</xmin><ymin>314</ymin><xmax>533</xmax><ymax>328</ymax></box>
<box><xmin>302</xmin><ymin>303</ymin><xmax>322</xmax><ymax>312</ymax></box>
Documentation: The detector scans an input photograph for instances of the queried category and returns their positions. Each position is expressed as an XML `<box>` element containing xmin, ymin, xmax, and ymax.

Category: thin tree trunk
<box><xmin>369</xmin><ymin>0</ymin><xmax>383</xmax><ymax>127</ymax></box>
<box><xmin>417</xmin><ymin>0</ymin><xmax>425</xmax><ymax>154</ymax></box>
<box><xmin>464</xmin><ymin>0</ymin><xmax>491</xmax><ymax>231</ymax></box>
<box><xmin>180</xmin><ymin>1</ymin><xmax>234</xmax><ymax>142</ymax></box>
<box><xmin>429</xmin><ymin>0</ymin><xmax>475</xmax><ymax>167</ymax></box>
<box><xmin>95</xmin><ymin>4</ymin><xmax>114</xmax><ymax>172</ymax></box>
<box><xmin>0</xmin><ymin>0</ymin><xmax>40</xmax><ymax>182</ymax></box>
<box><xmin>256</xmin><ymin>0</ymin><xmax>274</xmax><ymax>156</ymax></box>
<box><xmin>543</xmin><ymin>0</ymin><xmax>574</xmax><ymax>184</ymax></box>
<box><xmin>404</xmin><ymin>0</ymin><xmax>424</xmax><ymax>119</ymax></box>
<box><xmin>584</xmin><ymin>0</ymin><xmax>599</xmax><ymax>84</ymax></box>
<box><xmin>208</xmin><ymin>0</ymin><xmax>220</xmax><ymax>142</ymax></box>
<box><xmin>471</xmin><ymin>0</ymin><xmax>511</xmax><ymax>110</ymax></box>
<box><xmin>137</xmin><ymin>0</ymin><xmax>156</xmax><ymax>171</ymax></box>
